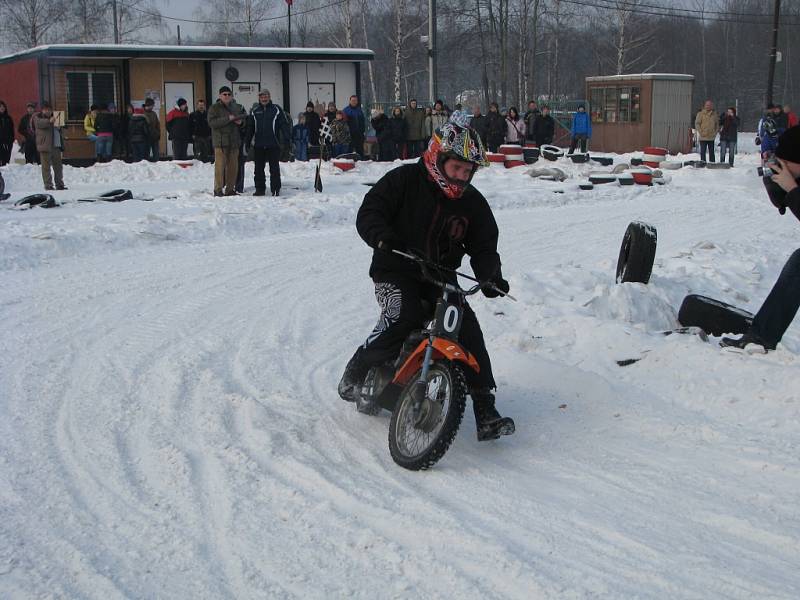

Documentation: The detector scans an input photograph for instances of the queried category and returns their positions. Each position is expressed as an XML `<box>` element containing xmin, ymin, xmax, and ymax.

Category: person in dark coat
<box><xmin>93</xmin><ymin>104</ymin><xmax>115</xmax><ymax>162</ymax></box>
<box><xmin>533</xmin><ymin>105</ymin><xmax>556</xmax><ymax>146</ymax></box>
<box><xmin>343</xmin><ymin>95</ymin><xmax>366</xmax><ymax>158</ymax></box>
<box><xmin>244</xmin><ymin>88</ymin><xmax>290</xmax><ymax>196</ymax></box>
<box><xmin>166</xmin><ymin>98</ymin><xmax>192</xmax><ymax>160</ymax></box>
<box><xmin>484</xmin><ymin>102</ymin><xmax>505</xmax><ymax>152</ymax></box>
<box><xmin>371</xmin><ymin>108</ymin><xmax>393</xmax><ymax>162</ymax></box>
<box><xmin>304</xmin><ymin>101</ymin><xmax>322</xmax><ymax>146</ymax></box>
<box><xmin>142</xmin><ymin>97</ymin><xmax>161</xmax><ymax>161</ymax></box>
<box><xmin>721</xmin><ymin>126</ymin><xmax>800</xmax><ymax>352</ymax></box>
<box><xmin>127</xmin><ymin>108</ymin><xmax>151</xmax><ymax>162</ymax></box>
<box><xmin>190</xmin><ymin>99</ymin><xmax>212</xmax><ymax>163</ymax></box>
<box><xmin>470</xmin><ymin>106</ymin><xmax>489</xmax><ymax>148</ymax></box>
<box><xmin>0</xmin><ymin>101</ymin><xmax>14</xmax><ymax>166</ymax></box>
<box><xmin>337</xmin><ymin>111</ymin><xmax>514</xmax><ymax>441</ymax></box>
<box><xmin>292</xmin><ymin>113</ymin><xmax>309</xmax><ymax>161</ymax></box>
<box><xmin>387</xmin><ymin>106</ymin><xmax>407</xmax><ymax>161</ymax></box>
<box><xmin>718</xmin><ymin>106</ymin><xmax>740</xmax><ymax>167</ymax></box>
<box><xmin>523</xmin><ymin>100</ymin><xmax>540</xmax><ymax>144</ymax></box>
<box><xmin>18</xmin><ymin>102</ymin><xmax>39</xmax><ymax>164</ymax></box>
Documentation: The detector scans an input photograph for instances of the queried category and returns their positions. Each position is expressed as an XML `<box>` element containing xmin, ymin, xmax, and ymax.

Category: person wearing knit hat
<box><xmin>166</xmin><ymin>97</ymin><xmax>192</xmax><ymax>160</ymax></box>
<box><xmin>721</xmin><ymin>125</ymin><xmax>800</xmax><ymax>352</ymax></box>
<box><xmin>304</xmin><ymin>100</ymin><xmax>322</xmax><ymax>148</ymax></box>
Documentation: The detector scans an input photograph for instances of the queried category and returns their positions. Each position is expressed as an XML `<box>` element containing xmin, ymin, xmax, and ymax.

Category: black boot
<box><xmin>720</xmin><ymin>332</ymin><xmax>775</xmax><ymax>352</ymax></box>
<box><xmin>338</xmin><ymin>347</ymin><xmax>369</xmax><ymax>402</ymax></box>
<box><xmin>253</xmin><ymin>188</ymin><xmax>266</xmax><ymax>196</ymax></box>
<box><xmin>471</xmin><ymin>388</ymin><xmax>515</xmax><ymax>441</ymax></box>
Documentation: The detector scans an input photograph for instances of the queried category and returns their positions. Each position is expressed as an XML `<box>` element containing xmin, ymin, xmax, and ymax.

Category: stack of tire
<box><xmin>499</xmin><ymin>144</ymin><xmax>525</xmax><ymax>168</ymax></box>
<box><xmin>642</xmin><ymin>146</ymin><xmax>667</xmax><ymax>168</ymax></box>
<box><xmin>486</xmin><ymin>152</ymin><xmax>505</xmax><ymax>166</ymax></box>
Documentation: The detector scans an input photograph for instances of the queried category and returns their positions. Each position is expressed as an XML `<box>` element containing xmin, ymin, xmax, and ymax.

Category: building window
<box><xmin>589</xmin><ymin>86</ymin><xmax>641</xmax><ymax>124</ymax></box>
<box><xmin>66</xmin><ymin>71</ymin><xmax>116</xmax><ymax>121</ymax></box>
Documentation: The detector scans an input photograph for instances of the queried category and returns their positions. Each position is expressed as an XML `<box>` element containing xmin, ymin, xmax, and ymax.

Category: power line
<box><xmin>557</xmin><ymin>0</ymin><xmax>800</xmax><ymax>26</ymax></box>
<box><xmin>118</xmin><ymin>0</ymin><xmax>349</xmax><ymax>26</ymax></box>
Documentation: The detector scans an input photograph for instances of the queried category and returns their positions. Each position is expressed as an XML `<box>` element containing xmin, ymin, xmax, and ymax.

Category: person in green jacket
<box><xmin>208</xmin><ymin>86</ymin><xmax>246</xmax><ymax>196</ymax></box>
<box><xmin>403</xmin><ymin>99</ymin><xmax>426</xmax><ymax>158</ymax></box>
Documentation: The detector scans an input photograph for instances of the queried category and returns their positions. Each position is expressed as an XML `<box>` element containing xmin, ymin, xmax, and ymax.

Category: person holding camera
<box><xmin>721</xmin><ymin>126</ymin><xmax>800</xmax><ymax>352</ymax></box>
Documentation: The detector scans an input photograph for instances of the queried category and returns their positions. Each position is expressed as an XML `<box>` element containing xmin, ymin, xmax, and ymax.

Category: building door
<box><xmin>232</xmin><ymin>82</ymin><xmax>260</xmax><ymax>114</ymax></box>
<box><xmin>164</xmin><ymin>82</ymin><xmax>194</xmax><ymax>158</ymax></box>
<box><xmin>308</xmin><ymin>83</ymin><xmax>335</xmax><ymax>113</ymax></box>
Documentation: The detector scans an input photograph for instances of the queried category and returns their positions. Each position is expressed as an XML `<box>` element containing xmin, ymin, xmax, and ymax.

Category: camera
<box><xmin>758</xmin><ymin>165</ymin><xmax>775</xmax><ymax>177</ymax></box>
<box><xmin>757</xmin><ymin>156</ymin><xmax>779</xmax><ymax>178</ymax></box>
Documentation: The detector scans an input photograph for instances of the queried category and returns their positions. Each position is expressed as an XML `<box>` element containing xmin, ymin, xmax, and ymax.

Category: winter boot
<box><xmin>471</xmin><ymin>388</ymin><xmax>515</xmax><ymax>441</ymax></box>
<box><xmin>720</xmin><ymin>332</ymin><xmax>775</xmax><ymax>352</ymax></box>
<box><xmin>254</xmin><ymin>188</ymin><xmax>266</xmax><ymax>196</ymax></box>
<box><xmin>338</xmin><ymin>347</ymin><xmax>370</xmax><ymax>403</ymax></box>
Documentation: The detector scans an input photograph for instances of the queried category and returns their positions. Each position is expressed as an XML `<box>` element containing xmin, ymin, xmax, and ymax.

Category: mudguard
<box><xmin>392</xmin><ymin>338</ymin><xmax>480</xmax><ymax>387</ymax></box>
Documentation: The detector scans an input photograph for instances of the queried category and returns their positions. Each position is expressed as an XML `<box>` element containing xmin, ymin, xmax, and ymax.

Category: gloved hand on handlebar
<box><xmin>482</xmin><ymin>276</ymin><xmax>510</xmax><ymax>298</ymax></box>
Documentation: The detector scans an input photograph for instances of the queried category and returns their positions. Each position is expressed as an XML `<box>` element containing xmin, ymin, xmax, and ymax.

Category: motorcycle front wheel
<box><xmin>388</xmin><ymin>360</ymin><xmax>467</xmax><ymax>471</ymax></box>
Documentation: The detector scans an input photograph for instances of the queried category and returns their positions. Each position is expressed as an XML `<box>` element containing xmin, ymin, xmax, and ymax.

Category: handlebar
<box><xmin>392</xmin><ymin>249</ymin><xmax>517</xmax><ymax>301</ymax></box>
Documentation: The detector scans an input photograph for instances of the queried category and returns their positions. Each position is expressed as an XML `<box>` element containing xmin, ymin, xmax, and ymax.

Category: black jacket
<box><xmin>18</xmin><ymin>113</ymin><xmax>34</xmax><ymax>139</ymax></box>
<box><xmin>387</xmin><ymin>115</ymin><xmax>407</xmax><ymax>144</ymax></box>
<box><xmin>533</xmin><ymin>114</ymin><xmax>555</xmax><ymax>145</ymax></box>
<box><xmin>127</xmin><ymin>114</ymin><xmax>150</xmax><ymax>144</ymax></box>
<box><xmin>357</xmin><ymin>160</ymin><xmax>502</xmax><ymax>283</ymax></box>
<box><xmin>0</xmin><ymin>113</ymin><xmax>14</xmax><ymax>145</ymax></box>
<box><xmin>524</xmin><ymin>109</ymin><xmax>540</xmax><ymax>140</ymax></box>
<box><xmin>471</xmin><ymin>114</ymin><xmax>489</xmax><ymax>147</ymax></box>
<box><xmin>94</xmin><ymin>111</ymin><xmax>115</xmax><ymax>135</ymax></box>
<box><xmin>190</xmin><ymin>110</ymin><xmax>211</xmax><ymax>137</ymax></box>
<box><xmin>485</xmin><ymin>112</ymin><xmax>505</xmax><ymax>149</ymax></box>
<box><xmin>304</xmin><ymin>110</ymin><xmax>322</xmax><ymax>145</ymax></box>
<box><xmin>718</xmin><ymin>113</ymin><xmax>740</xmax><ymax>142</ymax></box>
<box><xmin>371</xmin><ymin>113</ymin><xmax>391</xmax><ymax>143</ymax></box>
<box><xmin>245</xmin><ymin>102</ymin><xmax>290</xmax><ymax>149</ymax></box>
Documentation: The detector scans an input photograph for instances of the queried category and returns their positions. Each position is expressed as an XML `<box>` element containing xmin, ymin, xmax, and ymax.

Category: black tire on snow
<box><xmin>388</xmin><ymin>361</ymin><xmax>467</xmax><ymax>471</ymax></box>
<box><xmin>616</xmin><ymin>221</ymin><xmax>657</xmax><ymax>284</ymax></box>
<box><xmin>677</xmin><ymin>294</ymin><xmax>754</xmax><ymax>336</ymax></box>
<box><xmin>15</xmin><ymin>193</ymin><xmax>54</xmax><ymax>208</ymax></box>
<box><xmin>100</xmin><ymin>189</ymin><xmax>134</xmax><ymax>202</ymax></box>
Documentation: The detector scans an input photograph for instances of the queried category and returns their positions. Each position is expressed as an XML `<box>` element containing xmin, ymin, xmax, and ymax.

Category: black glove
<box><xmin>482</xmin><ymin>277</ymin><xmax>510</xmax><ymax>298</ymax></box>
<box><xmin>755</xmin><ymin>137</ymin><xmax>761</xmax><ymax>146</ymax></box>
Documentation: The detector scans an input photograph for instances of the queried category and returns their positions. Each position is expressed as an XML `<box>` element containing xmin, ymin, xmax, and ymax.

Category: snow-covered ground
<box><xmin>2</xmin><ymin>142</ymin><xmax>799</xmax><ymax>599</ymax></box>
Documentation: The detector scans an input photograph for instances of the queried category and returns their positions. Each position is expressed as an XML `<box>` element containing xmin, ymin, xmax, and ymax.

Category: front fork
<box><xmin>410</xmin><ymin>291</ymin><xmax>450</xmax><ymax>422</ymax></box>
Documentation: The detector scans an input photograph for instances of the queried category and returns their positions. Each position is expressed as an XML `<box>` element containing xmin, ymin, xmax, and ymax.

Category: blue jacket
<box><xmin>571</xmin><ymin>111</ymin><xmax>592</xmax><ymax>137</ymax></box>
<box><xmin>343</xmin><ymin>104</ymin><xmax>366</xmax><ymax>137</ymax></box>
<box><xmin>292</xmin><ymin>124</ymin><xmax>309</xmax><ymax>145</ymax></box>
<box><xmin>247</xmin><ymin>101</ymin><xmax>290</xmax><ymax>149</ymax></box>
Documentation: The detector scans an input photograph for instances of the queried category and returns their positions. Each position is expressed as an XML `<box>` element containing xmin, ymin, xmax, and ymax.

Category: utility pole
<box><xmin>428</xmin><ymin>0</ymin><xmax>437</xmax><ymax>103</ymax></box>
<box><xmin>177</xmin><ymin>25</ymin><xmax>182</xmax><ymax>46</ymax></box>
<box><xmin>287</xmin><ymin>0</ymin><xmax>292</xmax><ymax>47</ymax></box>
<box><xmin>766</xmin><ymin>0</ymin><xmax>781</xmax><ymax>105</ymax></box>
<box><xmin>112</xmin><ymin>0</ymin><xmax>119</xmax><ymax>44</ymax></box>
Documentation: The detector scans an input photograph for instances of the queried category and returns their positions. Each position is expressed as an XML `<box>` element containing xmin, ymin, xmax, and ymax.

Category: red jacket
<box><xmin>787</xmin><ymin>111</ymin><xmax>799</xmax><ymax>129</ymax></box>
<box><xmin>166</xmin><ymin>107</ymin><xmax>192</xmax><ymax>142</ymax></box>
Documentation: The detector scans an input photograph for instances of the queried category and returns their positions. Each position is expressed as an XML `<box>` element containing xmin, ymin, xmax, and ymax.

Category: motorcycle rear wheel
<box><xmin>388</xmin><ymin>360</ymin><xmax>467</xmax><ymax>471</ymax></box>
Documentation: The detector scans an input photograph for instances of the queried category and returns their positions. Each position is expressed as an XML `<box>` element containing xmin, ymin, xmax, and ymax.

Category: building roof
<box><xmin>586</xmin><ymin>73</ymin><xmax>695</xmax><ymax>83</ymax></box>
<box><xmin>0</xmin><ymin>44</ymin><xmax>374</xmax><ymax>64</ymax></box>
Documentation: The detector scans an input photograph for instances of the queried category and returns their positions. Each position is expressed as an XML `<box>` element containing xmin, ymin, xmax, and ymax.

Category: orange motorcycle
<box><xmin>356</xmin><ymin>250</ymin><xmax>514</xmax><ymax>470</ymax></box>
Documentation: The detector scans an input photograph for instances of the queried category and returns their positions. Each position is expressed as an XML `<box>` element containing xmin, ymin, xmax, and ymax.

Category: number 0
<box><xmin>443</xmin><ymin>306</ymin><xmax>459</xmax><ymax>333</ymax></box>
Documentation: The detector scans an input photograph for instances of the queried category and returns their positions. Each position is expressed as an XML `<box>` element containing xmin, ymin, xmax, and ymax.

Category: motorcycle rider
<box><xmin>338</xmin><ymin>111</ymin><xmax>515</xmax><ymax>441</ymax></box>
